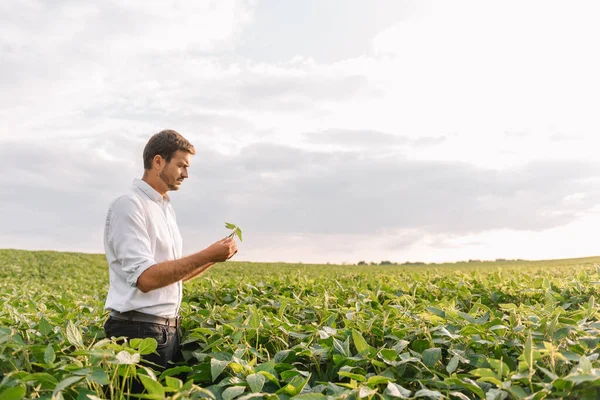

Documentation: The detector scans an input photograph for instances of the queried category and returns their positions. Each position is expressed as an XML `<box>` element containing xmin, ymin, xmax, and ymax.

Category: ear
<box><xmin>152</xmin><ymin>154</ymin><xmax>164</xmax><ymax>170</ymax></box>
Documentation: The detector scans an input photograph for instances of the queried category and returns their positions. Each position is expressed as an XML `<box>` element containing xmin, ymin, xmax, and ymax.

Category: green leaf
<box><xmin>38</xmin><ymin>317</ymin><xmax>53</xmax><ymax>336</ymax></box>
<box><xmin>380</xmin><ymin>349</ymin><xmax>398</xmax><ymax>361</ymax></box>
<box><xmin>281</xmin><ymin>370</ymin><xmax>302</xmax><ymax>381</ymax></box>
<box><xmin>66</xmin><ymin>321</ymin><xmax>83</xmax><ymax>347</ymax></box>
<box><xmin>139</xmin><ymin>374</ymin><xmax>165</xmax><ymax>397</ymax></box>
<box><xmin>132</xmin><ymin>337</ymin><xmax>158</xmax><ymax>355</ymax></box>
<box><xmin>23</xmin><ymin>372</ymin><xmax>58</xmax><ymax>389</ymax></box>
<box><xmin>211</xmin><ymin>358</ymin><xmax>230</xmax><ymax>382</ymax></box>
<box><xmin>89</xmin><ymin>368</ymin><xmax>110</xmax><ymax>386</ymax></box>
<box><xmin>235</xmin><ymin>227</ymin><xmax>243</xmax><ymax>242</ymax></box>
<box><xmin>552</xmin><ymin>378</ymin><xmax>573</xmax><ymax>391</ymax></box>
<box><xmin>508</xmin><ymin>386</ymin><xmax>528</xmax><ymax>399</ymax></box>
<box><xmin>333</xmin><ymin>337</ymin><xmax>350</xmax><ymax>357</ymax></box>
<box><xmin>524</xmin><ymin>331</ymin><xmax>533</xmax><ymax>371</ymax></box>
<box><xmin>238</xmin><ymin>394</ymin><xmax>268</xmax><ymax>400</ymax></box>
<box><xmin>422</xmin><ymin>348</ymin><xmax>442</xmax><ymax>368</ymax></box>
<box><xmin>469</xmin><ymin>368</ymin><xmax>496</xmax><ymax>378</ymax></box>
<box><xmin>448</xmin><ymin>392</ymin><xmax>471</xmax><ymax>400</ymax></box>
<box><xmin>474</xmin><ymin>311</ymin><xmax>490</xmax><ymax>325</ymax></box>
<box><xmin>291</xmin><ymin>394</ymin><xmax>327</xmax><ymax>400</ymax></box>
<box><xmin>338</xmin><ymin>371</ymin><xmax>366</xmax><ymax>382</ymax></box>
<box><xmin>425</xmin><ymin>307</ymin><xmax>446</xmax><ymax>318</ymax></box>
<box><xmin>0</xmin><ymin>327</ymin><xmax>10</xmax><ymax>345</ymax></box>
<box><xmin>44</xmin><ymin>343</ymin><xmax>55</xmax><ymax>364</ymax></box>
<box><xmin>160</xmin><ymin>366</ymin><xmax>192</xmax><ymax>380</ymax></box>
<box><xmin>446</xmin><ymin>355</ymin><xmax>459</xmax><ymax>374</ymax></box>
<box><xmin>564</xmin><ymin>374</ymin><xmax>600</xmax><ymax>384</ymax></box>
<box><xmin>0</xmin><ymin>386</ymin><xmax>26</xmax><ymax>400</ymax></box>
<box><xmin>445</xmin><ymin>378</ymin><xmax>485</xmax><ymax>399</ymax></box>
<box><xmin>366</xmin><ymin>375</ymin><xmax>394</xmax><ymax>388</ymax></box>
<box><xmin>165</xmin><ymin>376</ymin><xmax>183</xmax><ymax>390</ymax></box>
<box><xmin>273</xmin><ymin>349</ymin><xmax>293</xmax><ymax>364</ymax></box>
<box><xmin>414</xmin><ymin>388</ymin><xmax>443</xmax><ymax>399</ymax></box>
<box><xmin>288</xmin><ymin>376</ymin><xmax>310</xmax><ymax>395</ymax></box>
<box><xmin>53</xmin><ymin>376</ymin><xmax>84</xmax><ymax>395</ymax></box>
<box><xmin>225</xmin><ymin>222</ymin><xmax>237</xmax><ymax>229</ymax></box>
<box><xmin>411</xmin><ymin>339</ymin><xmax>430</xmax><ymax>353</ymax></box>
<box><xmin>578</xmin><ymin>355</ymin><xmax>593</xmax><ymax>373</ymax></box>
<box><xmin>222</xmin><ymin>385</ymin><xmax>246</xmax><ymax>400</ymax></box>
<box><xmin>488</xmin><ymin>359</ymin><xmax>511</xmax><ymax>377</ymax></box>
<box><xmin>247</xmin><ymin>373</ymin><xmax>266</xmax><ymax>393</ymax></box>
<box><xmin>553</xmin><ymin>327</ymin><xmax>570</xmax><ymax>340</ymax></box>
<box><xmin>352</xmin><ymin>329</ymin><xmax>370</xmax><ymax>354</ymax></box>
<box><xmin>257</xmin><ymin>371</ymin><xmax>280</xmax><ymax>387</ymax></box>
<box><xmin>385</xmin><ymin>382</ymin><xmax>412</xmax><ymax>398</ymax></box>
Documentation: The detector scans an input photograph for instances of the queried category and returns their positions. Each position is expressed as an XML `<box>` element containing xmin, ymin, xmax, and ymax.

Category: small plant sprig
<box><xmin>225</xmin><ymin>222</ymin><xmax>243</xmax><ymax>241</ymax></box>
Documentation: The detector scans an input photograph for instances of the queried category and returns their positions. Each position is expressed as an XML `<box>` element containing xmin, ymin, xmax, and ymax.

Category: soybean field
<box><xmin>1</xmin><ymin>249</ymin><xmax>600</xmax><ymax>399</ymax></box>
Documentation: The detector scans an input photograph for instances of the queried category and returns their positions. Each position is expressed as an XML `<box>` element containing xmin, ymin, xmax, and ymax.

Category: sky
<box><xmin>2</xmin><ymin>0</ymin><xmax>600</xmax><ymax>264</ymax></box>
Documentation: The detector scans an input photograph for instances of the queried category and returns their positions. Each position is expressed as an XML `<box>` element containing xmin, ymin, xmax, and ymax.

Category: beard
<box><xmin>159</xmin><ymin>170</ymin><xmax>182</xmax><ymax>191</ymax></box>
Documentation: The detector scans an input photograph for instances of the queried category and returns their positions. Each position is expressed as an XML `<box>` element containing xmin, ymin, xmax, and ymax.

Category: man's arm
<box><xmin>183</xmin><ymin>262</ymin><xmax>215</xmax><ymax>282</ymax></box>
<box><xmin>137</xmin><ymin>239</ymin><xmax>236</xmax><ymax>293</ymax></box>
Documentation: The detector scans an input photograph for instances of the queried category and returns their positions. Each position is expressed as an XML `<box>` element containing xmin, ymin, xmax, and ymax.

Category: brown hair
<box><xmin>143</xmin><ymin>129</ymin><xmax>195</xmax><ymax>169</ymax></box>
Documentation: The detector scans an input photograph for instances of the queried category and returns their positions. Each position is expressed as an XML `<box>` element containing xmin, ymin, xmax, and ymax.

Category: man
<box><xmin>103</xmin><ymin>129</ymin><xmax>237</xmax><ymax>370</ymax></box>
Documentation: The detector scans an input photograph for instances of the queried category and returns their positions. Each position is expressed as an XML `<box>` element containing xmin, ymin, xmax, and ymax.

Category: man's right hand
<box><xmin>207</xmin><ymin>237</ymin><xmax>238</xmax><ymax>262</ymax></box>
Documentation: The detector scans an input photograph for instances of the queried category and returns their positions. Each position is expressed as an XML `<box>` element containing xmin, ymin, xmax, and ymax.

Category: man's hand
<box><xmin>207</xmin><ymin>237</ymin><xmax>238</xmax><ymax>263</ymax></box>
<box><xmin>137</xmin><ymin>237</ymin><xmax>238</xmax><ymax>293</ymax></box>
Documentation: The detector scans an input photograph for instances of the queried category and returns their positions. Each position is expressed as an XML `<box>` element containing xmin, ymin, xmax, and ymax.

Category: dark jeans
<box><xmin>104</xmin><ymin>316</ymin><xmax>184</xmax><ymax>395</ymax></box>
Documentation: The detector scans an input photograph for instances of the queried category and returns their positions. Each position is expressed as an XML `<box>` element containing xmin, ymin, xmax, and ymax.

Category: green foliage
<box><xmin>1</xmin><ymin>249</ymin><xmax>600</xmax><ymax>398</ymax></box>
<box><xmin>225</xmin><ymin>222</ymin><xmax>243</xmax><ymax>242</ymax></box>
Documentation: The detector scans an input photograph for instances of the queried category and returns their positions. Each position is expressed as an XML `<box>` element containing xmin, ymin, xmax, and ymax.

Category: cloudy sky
<box><xmin>2</xmin><ymin>0</ymin><xmax>600</xmax><ymax>264</ymax></box>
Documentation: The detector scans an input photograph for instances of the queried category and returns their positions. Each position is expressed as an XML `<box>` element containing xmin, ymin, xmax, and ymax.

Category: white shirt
<box><xmin>104</xmin><ymin>178</ymin><xmax>183</xmax><ymax>318</ymax></box>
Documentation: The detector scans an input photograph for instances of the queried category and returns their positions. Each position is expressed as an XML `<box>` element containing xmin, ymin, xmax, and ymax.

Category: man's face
<box><xmin>159</xmin><ymin>150</ymin><xmax>191</xmax><ymax>191</ymax></box>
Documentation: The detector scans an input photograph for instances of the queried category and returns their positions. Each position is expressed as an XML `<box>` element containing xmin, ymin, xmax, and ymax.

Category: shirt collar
<box><xmin>133</xmin><ymin>178</ymin><xmax>170</xmax><ymax>203</ymax></box>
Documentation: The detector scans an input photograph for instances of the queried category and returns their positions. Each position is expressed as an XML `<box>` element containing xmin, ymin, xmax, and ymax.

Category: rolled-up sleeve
<box><xmin>107</xmin><ymin>196</ymin><xmax>156</xmax><ymax>287</ymax></box>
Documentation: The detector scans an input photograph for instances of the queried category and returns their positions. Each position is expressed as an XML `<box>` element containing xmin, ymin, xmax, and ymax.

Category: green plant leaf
<box><xmin>165</xmin><ymin>376</ymin><xmax>183</xmax><ymax>390</ymax></box>
<box><xmin>422</xmin><ymin>348</ymin><xmax>442</xmax><ymax>368</ymax></box>
<box><xmin>445</xmin><ymin>378</ymin><xmax>485</xmax><ymax>399</ymax></box>
<box><xmin>524</xmin><ymin>331</ymin><xmax>534</xmax><ymax>371</ymax></box>
<box><xmin>414</xmin><ymin>388</ymin><xmax>443</xmax><ymax>399</ymax></box>
<box><xmin>89</xmin><ymin>367</ymin><xmax>110</xmax><ymax>386</ymax></box>
<box><xmin>338</xmin><ymin>371</ymin><xmax>366</xmax><ymax>382</ymax></box>
<box><xmin>290</xmin><ymin>394</ymin><xmax>327</xmax><ymax>400</ymax></box>
<box><xmin>44</xmin><ymin>343</ymin><xmax>55</xmax><ymax>364</ymax></box>
<box><xmin>53</xmin><ymin>376</ymin><xmax>84</xmax><ymax>395</ymax></box>
<box><xmin>139</xmin><ymin>374</ymin><xmax>165</xmax><ymax>397</ymax></box>
<box><xmin>247</xmin><ymin>373</ymin><xmax>266</xmax><ymax>393</ymax></box>
<box><xmin>222</xmin><ymin>385</ymin><xmax>246</xmax><ymax>400</ymax></box>
<box><xmin>160</xmin><ymin>366</ymin><xmax>192</xmax><ymax>379</ymax></box>
<box><xmin>352</xmin><ymin>329</ymin><xmax>370</xmax><ymax>354</ymax></box>
<box><xmin>380</xmin><ymin>349</ymin><xmax>398</xmax><ymax>361</ymax></box>
<box><xmin>66</xmin><ymin>320</ymin><xmax>83</xmax><ymax>347</ymax></box>
<box><xmin>211</xmin><ymin>358</ymin><xmax>230</xmax><ymax>382</ymax></box>
<box><xmin>24</xmin><ymin>372</ymin><xmax>58</xmax><ymax>389</ymax></box>
<box><xmin>0</xmin><ymin>386</ymin><xmax>26</xmax><ymax>400</ymax></box>
<box><xmin>366</xmin><ymin>375</ymin><xmax>394</xmax><ymax>388</ymax></box>
<box><xmin>131</xmin><ymin>337</ymin><xmax>158</xmax><ymax>355</ymax></box>
<box><xmin>38</xmin><ymin>317</ymin><xmax>53</xmax><ymax>336</ymax></box>
<box><xmin>446</xmin><ymin>355</ymin><xmax>459</xmax><ymax>374</ymax></box>
<box><xmin>385</xmin><ymin>382</ymin><xmax>412</xmax><ymax>399</ymax></box>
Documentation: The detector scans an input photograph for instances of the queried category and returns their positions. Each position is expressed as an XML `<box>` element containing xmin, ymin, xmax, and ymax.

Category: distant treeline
<box><xmin>355</xmin><ymin>258</ymin><xmax>529</xmax><ymax>266</ymax></box>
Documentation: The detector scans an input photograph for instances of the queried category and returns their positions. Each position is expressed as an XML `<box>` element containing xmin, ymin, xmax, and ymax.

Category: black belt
<box><xmin>110</xmin><ymin>310</ymin><xmax>181</xmax><ymax>328</ymax></box>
